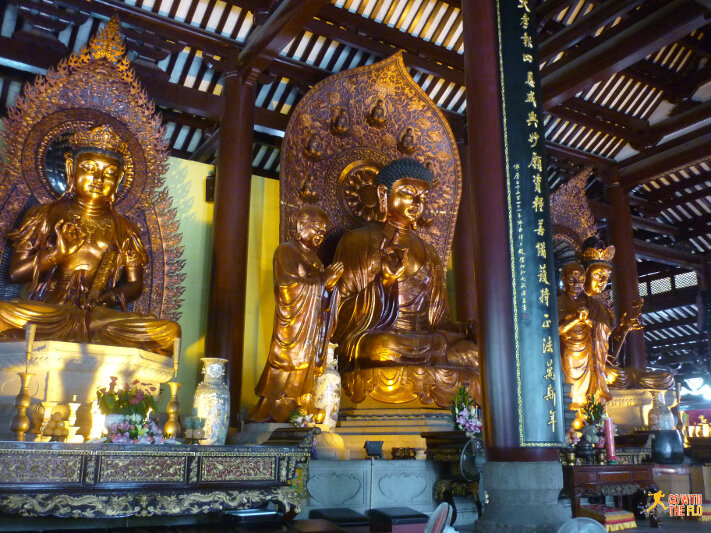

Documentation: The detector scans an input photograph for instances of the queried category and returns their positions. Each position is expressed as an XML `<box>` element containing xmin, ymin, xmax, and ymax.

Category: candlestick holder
<box><xmin>604</xmin><ymin>416</ymin><xmax>619</xmax><ymax>463</ymax></box>
<box><xmin>163</xmin><ymin>381</ymin><xmax>181</xmax><ymax>439</ymax></box>
<box><xmin>10</xmin><ymin>372</ymin><xmax>33</xmax><ymax>441</ymax></box>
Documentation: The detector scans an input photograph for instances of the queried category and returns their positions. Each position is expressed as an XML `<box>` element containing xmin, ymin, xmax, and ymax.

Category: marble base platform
<box><xmin>337</xmin><ymin>407</ymin><xmax>454</xmax><ymax>459</ymax></box>
<box><xmin>0</xmin><ymin>340</ymin><xmax>173</xmax><ymax>439</ymax></box>
<box><xmin>296</xmin><ymin>458</ymin><xmax>479</xmax><ymax>528</ymax></box>
<box><xmin>606</xmin><ymin>389</ymin><xmax>676</xmax><ymax>434</ymax></box>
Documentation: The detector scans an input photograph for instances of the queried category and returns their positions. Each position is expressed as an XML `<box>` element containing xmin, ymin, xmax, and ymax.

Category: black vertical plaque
<box><xmin>496</xmin><ymin>0</ymin><xmax>565</xmax><ymax>445</ymax></box>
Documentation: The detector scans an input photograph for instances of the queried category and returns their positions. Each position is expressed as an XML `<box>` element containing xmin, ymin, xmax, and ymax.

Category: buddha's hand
<box><xmin>53</xmin><ymin>218</ymin><xmax>86</xmax><ymax>259</ymax></box>
<box><xmin>325</xmin><ymin>261</ymin><xmax>344</xmax><ymax>290</ymax></box>
<box><xmin>380</xmin><ymin>235</ymin><xmax>408</xmax><ymax>287</ymax></box>
<box><xmin>619</xmin><ymin>310</ymin><xmax>643</xmax><ymax>332</ymax></box>
<box><xmin>95</xmin><ymin>290</ymin><xmax>126</xmax><ymax>309</ymax></box>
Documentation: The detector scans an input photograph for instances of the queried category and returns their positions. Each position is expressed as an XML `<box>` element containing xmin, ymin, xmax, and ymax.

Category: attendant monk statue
<box><xmin>0</xmin><ymin>124</ymin><xmax>180</xmax><ymax>355</ymax></box>
<box><xmin>332</xmin><ymin>158</ymin><xmax>478</xmax><ymax>404</ymax></box>
<box><xmin>558</xmin><ymin>261</ymin><xmax>603</xmax><ymax>410</ymax></box>
<box><xmin>250</xmin><ymin>205</ymin><xmax>343</xmax><ymax>422</ymax></box>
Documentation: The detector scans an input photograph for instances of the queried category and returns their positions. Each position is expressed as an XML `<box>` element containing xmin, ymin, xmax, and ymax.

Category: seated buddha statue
<box><xmin>0</xmin><ymin>124</ymin><xmax>180</xmax><ymax>355</ymax></box>
<box><xmin>332</xmin><ymin>158</ymin><xmax>479</xmax><ymax>404</ymax></box>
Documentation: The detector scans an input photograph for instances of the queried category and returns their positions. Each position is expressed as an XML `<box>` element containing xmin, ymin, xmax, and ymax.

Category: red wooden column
<box><xmin>463</xmin><ymin>0</ymin><xmax>556</xmax><ymax>461</ymax></box>
<box><xmin>607</xmin><ymin>176</ymin><xmax>647</xmax><ymax>369</ymax></box>
<box><xmin>452</xmin><ymin>143</ymin><xmax>478</xmax><ymax>324</ymax></box>
<box><xmin>205</xmin><ymin>70</ymin><xmax>257</xmax><ymax>427</ymax></box>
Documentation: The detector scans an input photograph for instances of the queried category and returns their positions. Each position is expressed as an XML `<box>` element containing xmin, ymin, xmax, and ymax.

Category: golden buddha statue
<box><xmin>558</xmin><ymin>260</ymin><xmax>609</xmax><ymax>410</ymax></box>
<box><xmin>332</xmin><ymin>158</ymin><xmax>479</xmax><ymax>405</ymax></box>
<box><xmin>0</xmin><ymin>125</ymin><xmax>180</xmax><ymax>355</ymax></box>
<box><xmin>249</xmin><ymin>206</ymin><xmax>344</xmax><ymax>422</ymax></box>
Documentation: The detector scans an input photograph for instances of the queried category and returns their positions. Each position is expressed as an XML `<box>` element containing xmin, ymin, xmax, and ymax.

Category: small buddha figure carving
<box><xmin>303</xmin><ymin>133</ymin><xmax>323</xmax><ymax>161</ymax></box>
<box><xmin>249</xmin><ymin>206</ymin><xmax>344</xmax><ymax>422</ymax></box>
<box><xmin>397</xmin><ymin>127</ymin><xmax>417</xmax><ymax>154</ymax></box>
<box><xmin>332</xmin><ymin>158</ymin><xmax>478</xmax><ymax>404</ymax></box>
<box><xmin>0</xmin><ymin>124</ymin><xmax>181</xmax><ymax>355</ymax></box>
<box><xmin>298</xmin><ymin>174</ymin><xmax>319</xmax><ymax>203</ymax></box>
<box><xmin>367</xmin><ymin>99</ymin><xmax>387</xmax><ymax>128</ymax></box>
<box><xmin>330</xmin><ymin>108</ymin><xmax>350</xmax><ymax>137</ymax></box>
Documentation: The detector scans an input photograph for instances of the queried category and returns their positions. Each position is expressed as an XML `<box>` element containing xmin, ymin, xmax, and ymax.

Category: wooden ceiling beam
<box><xmin>545</xmin><ymin>141</ymin><xmax>615</xmax><ymax>169</ymax></box>
<box><xmin>643</xmin><ymin>286</ymin><xmax>697</xmax><ymax>313</ymax></box>
<box><xmin>303</xmin><ymin>16</ymin><xmax>464</xmax><ymax>85</ymax></box>
<box><xmin>565</xmin><ymin>97</ymin><xmax>650</xmax><ymax>134</ymax></box>
<box><xmin>539</xmin><ymin>0</ymin><xmax>645</xmax><ymax>62</ymax></box>
<box><xmin>634</xmin><ymin>239</ymin><xmax>703</xmax><ymax>269</ymax></box>
<box><xmin>317</xmin><ymin>4</ymin><xmax>464</xmax><ymax>72</ymax></box>
<box><xmin>228</xmin><ymin>0</ymin><xmax>464</xmax><ymax>83</ymax></box>
<box><xmin>650</xmin><ymin>100</ymin><xmax>711</xmax><ymax>141</ymax></box>
<box><xmin>536</xmin><ymin>0</ymin><xmax>578</xmax><ymax>25</ymax></box>
<box><xmin>0</xmin><ymin>35</ymin><xmax>67</xmax><ymax>71</ymax></box>
<box><xmin>656</xmin><ymin>186</ymin><xmax>711</xmax><ymax>213</ymax></box>
<box><xmin>645</xmin><ymin>168</ymin><xmax>711</xmax><ymax>202</ymax></box>
<box><xmin>678</xmin><ymin>212</ymin><xmax>711</xmax><ymax>239</ymax></box>
<box><xmin>588</xmin><ymin>200</ymin><xmax>681</xmax><ymax>237</ymax></box>
<box><xmin>231</xmin><ymin>0</ymin><xmax>330</xmax><ymax>78</ymax></box>
<box><xmin>547</xmin><ymin>103</ymin><xmax>653</xmax><ymax>148</ymax></box>
<box><xmin>648</xmin><ymin>332</ymin><xmax>707</xmax><ymax>349</ymax></box>
<box><xmin>541</xmin><ymin>0</ymin><xmax>708</xmax><ymax>109</ymax></box>
<box><xmin>623</xmin><ymin>60</ymin><xmax>691</xmax><ymax>102</ymax></box>
<box><xmin>57</xmin><ymin>0</ymin><xmax>232</xmax><ymax>56</ymax></box>
<box><xmin>619</xmin><ymin>122</ymin><xmax>711</xmax><ymax>190</ymax></box>
<box><xmin>644</xmin><ymin>316</ymin><xmax>697</xmax><ymax>333</ymax></box>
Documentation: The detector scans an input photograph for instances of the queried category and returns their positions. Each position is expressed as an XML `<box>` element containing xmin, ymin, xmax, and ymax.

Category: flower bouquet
<box><xmin>94</xmin><ymin>377</ymin><xmax>176</xmax><ymax>444</ymax></box>
<box><xmin>288</xmin><ymin>410</ymin><xmax>314</xmax><ymax>428</ymax></box>
<box><xmin>96</xmin><ymin>377</ymin><xmax>157</xmax><ymax>418</ymax></box>
<box><xmin>451</xmin><ymin>385</ymin><xmax>483</xmax><ymax>438</ymax></box>
<box><xmin>105</xmin><ymin>413</ymin><xmax>166</xmax><ymax>444</ymax></box>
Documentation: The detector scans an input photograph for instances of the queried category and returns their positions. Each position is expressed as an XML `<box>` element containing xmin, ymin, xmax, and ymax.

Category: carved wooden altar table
<box><xmin>0</xmin><ymin>441</ymin><xmax>310</xmax><ymax>518</ymax></box>
<box><xmin>563</xmin><ymin>464</ymin><xmax>658</xmax><ymax>517</ymax></box>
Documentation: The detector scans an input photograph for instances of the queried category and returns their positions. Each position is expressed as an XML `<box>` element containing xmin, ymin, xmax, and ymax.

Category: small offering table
<box><xmin>0</xmin><ymin>441</ymin><xmax>310</xmax><ymax>518</ymax></box>
<box><xmin>563</xmin><ymin>464</ymin><xmax>658</xmax><ymax>517</ymax></box>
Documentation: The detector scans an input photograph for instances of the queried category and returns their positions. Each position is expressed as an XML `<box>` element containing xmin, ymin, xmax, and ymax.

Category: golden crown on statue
<box><xmin>69</xmin><ymin>124</ymin><xmax>128</xmax><ymax>157</ymax></box>
<box><xmin>580</xmin><ymin>244</ymin><xmax>616</xmax><ymax>264</ymax></box>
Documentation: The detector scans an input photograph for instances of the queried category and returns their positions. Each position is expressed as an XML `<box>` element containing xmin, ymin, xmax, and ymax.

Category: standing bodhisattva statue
<box><xmin>0</xmin><ymin>124</ymin><xmax>180</xmax><ymax>354</ymax></box>
<box><xmin>558</xmin><ymin>245</ymin><xmax>674</xmax><ymax>422</ymax></box>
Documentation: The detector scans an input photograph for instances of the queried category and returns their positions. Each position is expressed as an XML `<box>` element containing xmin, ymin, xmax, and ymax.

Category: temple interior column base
<box><xmin>475</xmin><ymin>461</ymin><xmax>570</xmax><ymax>533</ymax></box>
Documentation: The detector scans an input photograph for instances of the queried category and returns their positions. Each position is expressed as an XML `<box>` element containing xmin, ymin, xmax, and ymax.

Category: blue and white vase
<box><xmin>193</xmin><ymin>358</ymin><xmax>230</xmax><ymax>445</ymax></box>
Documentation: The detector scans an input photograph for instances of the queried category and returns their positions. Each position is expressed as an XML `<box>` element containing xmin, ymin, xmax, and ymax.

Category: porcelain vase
<box><xmin>104</xmin><ymin>413</ymin><xmax>127</xmax><ymax>434</ymax></box>
<box><xmin>648</xmin><ymin>391</ymin><xmax>675</xmax><ymax>430</ymax></box>
<box><xmin>193</xmin><ymin>357</ymin><xmax>230</xmax><ymax>445</ymax></box>
<box><xmin>314</xmin><ymin>343</ymin><xmax>341</xmax><ymax>431</ymax></box>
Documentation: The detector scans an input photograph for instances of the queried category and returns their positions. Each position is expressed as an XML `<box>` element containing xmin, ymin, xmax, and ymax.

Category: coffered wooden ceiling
<box><xmin>1</xmin><ymin>0</ymin><xmax>710</xmax><ymax>390</ymax></box>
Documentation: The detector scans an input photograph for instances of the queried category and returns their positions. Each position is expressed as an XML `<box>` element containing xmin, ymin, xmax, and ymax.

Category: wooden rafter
<box><xmin>541</xmin><ymin>0</ymin><xmax>708</xmax><ymax>108</ymax></box>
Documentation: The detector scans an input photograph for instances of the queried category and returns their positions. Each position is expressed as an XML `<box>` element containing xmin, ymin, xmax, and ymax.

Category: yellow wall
<box><xmin>163</xmin><ymin>157</ymin><xmax>213</xmax><ymax>411</ymax></box>
<box><xmin>242</xmin><ymin>176</ymin><xmax>281</xmax><ymax>416</ymax></box>
<box><xmin>165</xmin><ymin>157</ymin><xmax>281</xmax><ymax>420</ymax></box>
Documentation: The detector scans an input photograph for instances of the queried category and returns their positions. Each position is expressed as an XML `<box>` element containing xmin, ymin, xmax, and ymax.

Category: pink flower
<box><xmin>132</xmin><ymin>379</ymin><xmax>140</xmax><ymax>385</ymax></box>
<box><xmin>129</xmin><ymin>398</ymin><xmax>139</xmax><ymax>405</ymax></box>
